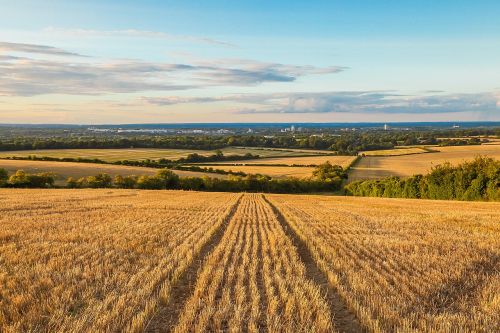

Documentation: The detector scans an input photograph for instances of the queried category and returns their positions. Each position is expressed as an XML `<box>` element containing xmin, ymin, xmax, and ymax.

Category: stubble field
<box><xmin>1</xmin><ymin>189</ymin><xmax>498</xmax><ymax>332</ymax></box>
<box><xmin>349</xmin><ymin>144</ymin><xmax>500</xmax><ymax>182</ymax></box>
<box><xmin>0</xmin><ymin>159</ymin><xmax>226</xmax><ymax>184</ymax></box>
<box><xmin>0</xmin><ymin>147</ymin><xmax>323</xmax><ymax>162</ymax></box>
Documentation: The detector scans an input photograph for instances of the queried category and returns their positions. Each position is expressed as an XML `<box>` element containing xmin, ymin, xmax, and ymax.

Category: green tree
<box><xmin>136</xmin><ymin>175</ymin><xmax>164</xmax><ymax>189</ymax></box>
<box><xmin>86</xmin><ymin>173</ymin><xmax>112</xmax><ymax>188</ymax></box>
<box><xmin>156</xmin><ymin>169</ymin><xmax>180</xmax><ymax>189</ymax></box>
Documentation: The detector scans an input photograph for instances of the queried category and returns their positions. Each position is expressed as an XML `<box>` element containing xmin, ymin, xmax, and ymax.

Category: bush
<box><xmin>8</xmin><ymin>170</ymin><xmax>55</xmax><ymax>188</ymax></box>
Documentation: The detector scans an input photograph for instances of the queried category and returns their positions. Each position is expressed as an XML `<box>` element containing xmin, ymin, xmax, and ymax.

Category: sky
<box><xmin>0</xmin><ymin>0</ymin><xmax>499</xmax><ymax>124</ymax></box>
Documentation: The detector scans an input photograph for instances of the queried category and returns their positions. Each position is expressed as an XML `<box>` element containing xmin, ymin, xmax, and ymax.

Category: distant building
<box><xmin>384</xmin><ymin>124</ymin><xmax>388</xmax><ymax>130</ymax></box>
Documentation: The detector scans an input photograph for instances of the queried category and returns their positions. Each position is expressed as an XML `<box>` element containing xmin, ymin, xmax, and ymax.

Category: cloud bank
<box><xmin>144</xmin><ymin>91</ymin><xmax>500</xmax><ymax>114</ymax></box>
<box><xmin>0</xmin><ymin>42</ymin><xmax>343</xmax><ymax>96</ymax></box>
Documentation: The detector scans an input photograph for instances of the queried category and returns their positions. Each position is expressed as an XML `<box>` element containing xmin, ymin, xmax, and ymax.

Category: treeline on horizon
<box><xmin>0</xmin><ymin>128</ymin><xmax>497</xmax><ymax>155</ymax></box>
<box><xmin>345</xmin><ymin>157</ymin><xmax>499</xmax><ymax>201</ymax></box>
<box><xmin>0</xmin><ymin>162</ymin><xmax>348</xmax><ymax>194</ymax></box>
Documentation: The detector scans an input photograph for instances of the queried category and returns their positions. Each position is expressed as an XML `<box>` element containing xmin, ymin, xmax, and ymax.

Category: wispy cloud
<box><xmin>43</xmin><ymin>27</ymin><xmax>237</xmax><ymax>48</ymax></box>
<box><xmin>145</xmin><ymin>91</ymin><xmax>500</xmax><ymax>114</ymax></box>
<box><xmin>0</xmin><ymin>41</ymin><xmax>85</xmax><ymax>57</ymax></box>
<box><xmin>0</xmin><ymin>42</ymin><xmax>344</xmax><ymax>96</ymax></box>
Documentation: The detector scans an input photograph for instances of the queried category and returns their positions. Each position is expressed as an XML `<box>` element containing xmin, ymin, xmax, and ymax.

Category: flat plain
<box><xmin>1</xmin><ymin>189</ymin><xmax>498</xmax><ymax>332</ymax></box>
<box><xmin>349</xmin><ymin>144</ymin><xmax>500</xmax><ymax>182</ymax></box>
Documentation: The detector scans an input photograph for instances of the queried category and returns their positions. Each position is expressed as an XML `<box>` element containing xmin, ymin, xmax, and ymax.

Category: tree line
<box><xmin>0</xmin><ymin>162</ymin><xmax>348</xmax><ymax>193</ymax></box>
<box><xmin>2</xmin><ymin>151</ymin><xmax>258</xmax><ymax>176</ymax></box>
<box><xmin>1</xmin><ymin>128</ymin><xmax>497</xmax><ymax>154</ymax></box>
<box><xmin>345</xmin><ymin>157</ymin><xmax>499</xmax><ymax>201</ymax></box>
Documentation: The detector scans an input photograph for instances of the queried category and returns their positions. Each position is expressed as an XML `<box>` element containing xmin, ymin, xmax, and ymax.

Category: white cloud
<box><xmin>0</xmin><ymin>42</ymin><xmax>344</xmax><ymax>96</ymax></box>
<box><xmin>145</xmin><ymin>91</ymin><xmax>500</xmax><ymax>115</ymax></box>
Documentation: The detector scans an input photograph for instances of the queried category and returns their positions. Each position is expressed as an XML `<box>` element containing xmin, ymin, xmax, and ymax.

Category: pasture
<box><xmin>349</xmin><ymin>144</ymin><xmax>500</xmax><ymax>182</ymax></box>
<box><xmin>0</xmin><ymin>189</ymin><xmax>498</xmax><ymax>332</ymax></box>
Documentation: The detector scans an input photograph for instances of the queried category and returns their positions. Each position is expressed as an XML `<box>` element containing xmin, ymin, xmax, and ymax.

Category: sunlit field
<box><xmin>349</xmin><ymin>144</ymin><xmax>500</xmax><ymax>182</ymax></box>
<box><xmin>0</xmin><ymin>159</ymin><xmax>226</xmax><ymax>184</ymax></box>
<box><xmin>204</xmin><ymin>155</ymin><xmax>356</xmax><ymax>167</ymax></box>
<box><xmin>359</xmin><ymin>147</ymin><xmax>428</xmax><ymax>156</ymax></box>
<box><xmin>193</xmin><ymin>164</ymin><xmax>317</xmax><ymax>178</ymax></box>
<box><xmin>1</xmin><ymin>189</ymin><xmax>498</xmax><ymax>332</ymax></box>
<box><xmin>0</xmin><ymin>147</ymin><xmax>324</xmax><ymax>162</ymax></box>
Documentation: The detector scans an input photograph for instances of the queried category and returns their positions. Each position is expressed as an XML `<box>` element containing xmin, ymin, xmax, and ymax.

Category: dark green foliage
<box><xmin>313</xmin><ymin>162</ymin><xmax>348</xmax><ymax>181</ymax></box>
<box><xmin>345</xmin><ymin>157</ymin><xmax>500</xmax><ymax>201</ymax></box>
<box><xmin>75</xmin><ymin>173</ymin><xmax>113</xmax><ymax>188</ymax></box>
<box><xmin>6</xmin><ymin>155</ymin><xmax>248</xmax><ymax>177</ymax></box>
<box><xmin>63</xmin><ymin>164</ymin><xmax>347</xmax><ymax>193</ymax></box>
<box><xmin>7</xmin><ymin>170</ymin><xmax>55</xmax><ymax>188</ymax></box>
<box><xmin>112</xmin><ymin>175</ymin><xmax>138</xmax><ymax>189</ymax></box>
<box><xmin>2</xmin><ymin>128</ymin><xmax>497</xmax><ymax>155</ymax></box>
<box><xmin>0</xmin><ymin>168</ymin><xmax>7</xmax><ymax>185</ymax></box>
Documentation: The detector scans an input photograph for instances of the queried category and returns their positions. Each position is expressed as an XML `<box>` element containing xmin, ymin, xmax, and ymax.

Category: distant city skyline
<box><xmin>1</xmin><ymin>0</ymin><xmax>499</xmax><ymax>123</ymax></box>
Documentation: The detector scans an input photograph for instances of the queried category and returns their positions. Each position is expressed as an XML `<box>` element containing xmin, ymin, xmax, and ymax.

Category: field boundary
<box><xmin>262</xmin><ymin>195</ymin><xmax>365</xmax><ymax>333</ymax></box>
<box><xmin>144</xmin><ymin>195</ymin><xmax>243</xmax><ymax>333</ymax></box>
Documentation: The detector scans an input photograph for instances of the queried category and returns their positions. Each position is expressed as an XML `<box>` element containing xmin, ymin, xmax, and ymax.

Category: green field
<box><xmin>0</xmin><ymin>147</ymin><xmax>325</xmax><ymax>162</ymax></box>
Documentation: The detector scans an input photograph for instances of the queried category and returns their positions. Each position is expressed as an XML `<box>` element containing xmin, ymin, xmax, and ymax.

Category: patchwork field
<box><xmin>349</xmin><ymin>144</ymin><xmax>500</xmax><ymax>182</ymax></box>
<box><xmin>200</xmin><ymin>165</ymin><xmax>316</xmax><ymax>178</ymax></box>
<box><xmin>0</xmin><ymin>147</ymin><xmax>324</xmax><ymax>162</ymax></box>
<box><xmin>205</xmin><ymin>155</ymin><xmax>357</xmax><ymax>167</ymax></box>
<box><xmin>0</xmin><ymin>159</ymin><xmax>226</xmax><ymax>184</ymax></box>
<box><xmin>360</xmin><ymin>147</ymin><xmax>429</xmax><ymax>156</ymax></box>
<box><xmin>1</xmin><ymin>189</ymin><xmax>498</xmax><ymax>332</ymax></box>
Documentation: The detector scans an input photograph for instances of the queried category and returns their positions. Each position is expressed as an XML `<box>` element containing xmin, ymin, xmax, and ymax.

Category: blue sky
<box><xmin>0</xmin><ymin>0</ymin><xmax>499</xmax><ymax>123</ymax></box>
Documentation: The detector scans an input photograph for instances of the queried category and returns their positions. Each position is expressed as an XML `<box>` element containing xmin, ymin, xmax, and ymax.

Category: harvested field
<box><xmin>0</xmin><ymin>148</ymin><xmax>211</xmax><ymax>162</ymax></box>
<box><xmin>196</xmin><ymin>165</ymin><xmax>316</xmax><ymax>178</ymax></box>
<box><xmin>204</xmin><ymin>155</ymin><xmax>357</xmax><ymax>167</ymax></box>
<box><xmin>267</xmin><ymin>194</ymin><xmax>500</xmax><ymax>332</ymax></box>
<box><xmin>349</xmin><ymin>144</ymin><xmax>500</xmax><ymax>182</ymax></box>
<box><xmin>1</xmin><ymin>189</ymin><xmax>498</xmax><ymax>332</ymax></box>
<box><xmin>0</xmin><ymin>190</ymin><xmax>240</xmax><ymax>332</ymax></box>
<box><xmin>0</xmin><ymin>159</ymin><xmax>226</xmax><ymax>184</ymax></box>
<box><xmin>0</xmin><ymin>147</ymin><xmax>322</xmax><ymax>162</ymax></box>
<box><xmin>228</xmin><ymin>147</ymin><xmax>333</xmax><ymax>156</ymax></box>
<box><xmin>359</xmin><ymin>147</ymin><xmax>428</xmax><ymax>156</ymax></box>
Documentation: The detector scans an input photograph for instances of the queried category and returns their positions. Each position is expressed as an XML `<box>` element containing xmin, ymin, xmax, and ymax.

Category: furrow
<box><xmin>262</xmin><ymin>195</ymin><xmax>365</xmax><ymax>333</ymax></box>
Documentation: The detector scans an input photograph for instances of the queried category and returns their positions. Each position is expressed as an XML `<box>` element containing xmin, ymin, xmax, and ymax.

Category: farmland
<box><xmin>0</xmin><ymin>147</ymin><xmax>323</xmax><ymax>162</ymax></box>
<box><xmin>359</xmin><ymin>147</ymin><xmax>429</xmax><ymax>156</ymax></box>
<box><xmin>349</xmin><ymin>144</ymin><xmax>500</xmax><ymax>182</ymax></box>
<box><xmin>187</xmin><ymin>155</ymin><xmax>356</xmax><ymax>178</ymax></box>
<box><xmin>0</xmin><ymin>159</ymin><xmax>226</xmax><ymax>184</ymax></box>
<box><xmin>1</xmin><ymin>189</ymin><xmax>498</xmax><ymax>332</ymax></box>
<box><xmin>192</xmin><ymin>165</ymin><xmax>316</xmax><ymax>178</ymax></box>
<box><xmin>206</xmin><ymin>155</ymin><xmax>356</xmax><ymax>167</ymax></box>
